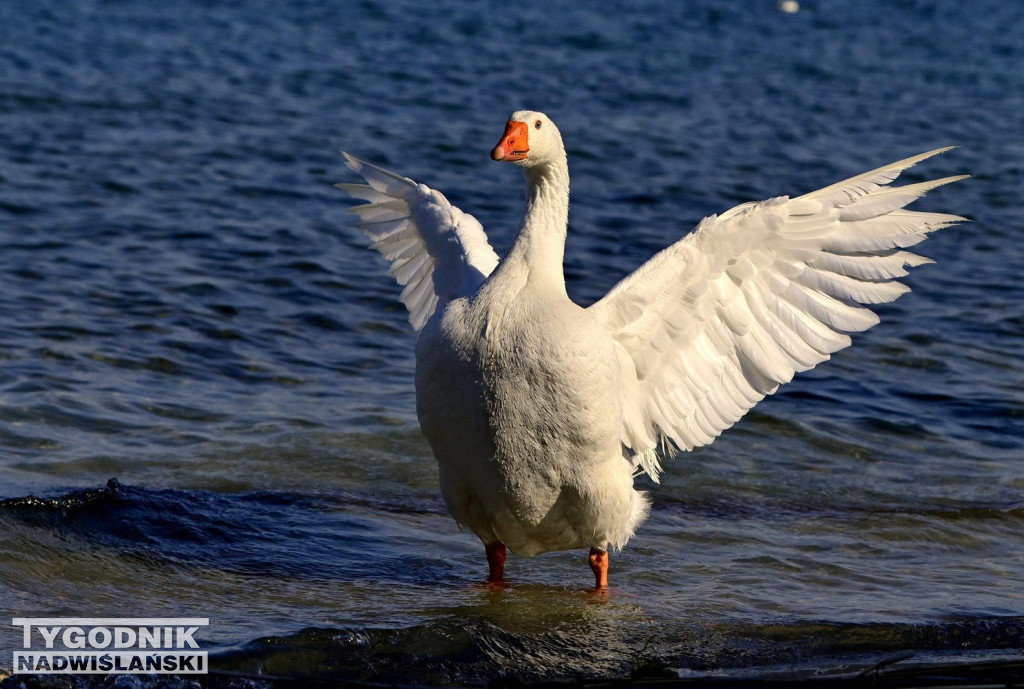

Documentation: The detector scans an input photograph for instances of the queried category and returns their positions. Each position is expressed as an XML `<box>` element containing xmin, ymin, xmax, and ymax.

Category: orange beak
<box><xmin>490</xmin><ymin>120</ymin><xmax>529</xmax><ymax>162</ymax></box>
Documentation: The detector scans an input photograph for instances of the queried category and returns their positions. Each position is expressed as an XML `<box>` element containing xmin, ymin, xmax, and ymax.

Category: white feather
<box><xmin>339</xmin><ymin>117</ymin><xmax>966</xmax><ymax>568</ymax></box>
<box><xmin>336</xmin><ymin>154</ymin><xmax>499</xmax><ymax>332</ymax></box>
<box><xmin>591</xmin><ymin>148</ymin><xmax>967</xmax><ymax>468</ymax></box>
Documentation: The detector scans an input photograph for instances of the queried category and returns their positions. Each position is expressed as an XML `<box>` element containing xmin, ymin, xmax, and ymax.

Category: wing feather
<box><xmin>336</xmin><ymin>154</ymin><xmax>499</xmax><ymax>332</ymax></box>
<box><xmin>591</xmin><ymin>148</ymin><xmax>967</xmax><ymax>481</ymax></box>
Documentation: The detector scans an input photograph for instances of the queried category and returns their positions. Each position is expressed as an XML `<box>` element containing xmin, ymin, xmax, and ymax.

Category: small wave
<box><xmin>0</xmin><ymin>479</ymin><xmax>452</xmax><ymax>582</ymax></box>
<box><xmin>204</xmin><ymin>615</ymin><xmax>1024</xmax><ymax>685</ymax></box>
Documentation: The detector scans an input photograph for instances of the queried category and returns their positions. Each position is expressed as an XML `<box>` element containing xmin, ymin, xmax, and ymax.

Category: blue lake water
<box><xmin>0</xmin><ymin>0</ymin><xmax>1022</xmax><ymax>684</ymax></box>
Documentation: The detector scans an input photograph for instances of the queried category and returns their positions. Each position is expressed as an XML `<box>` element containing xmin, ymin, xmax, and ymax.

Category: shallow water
<box><xmin>1</xmin><ymin>0</ymin><xmax>1022</xmax><ymax>683</ymax></box>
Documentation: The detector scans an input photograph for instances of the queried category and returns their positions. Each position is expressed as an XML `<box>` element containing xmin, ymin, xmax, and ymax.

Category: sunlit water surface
<box><xmin>1</xmin><ymin>0</ymin><xmax>1022</xmax><ymax>684</ymax></box>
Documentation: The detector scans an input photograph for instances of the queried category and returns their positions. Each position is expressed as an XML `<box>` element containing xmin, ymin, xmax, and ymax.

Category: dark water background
<box><xmin>1</xmin><ymin>0</ymin><xmax>1022</xmax><ymax>684</ymax></box>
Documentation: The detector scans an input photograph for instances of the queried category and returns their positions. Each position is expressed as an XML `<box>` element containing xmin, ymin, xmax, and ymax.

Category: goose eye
<box><xmin>534</xmin><ymin>120</ymin><xmax>542</xmax><ymax>129</ymax></box>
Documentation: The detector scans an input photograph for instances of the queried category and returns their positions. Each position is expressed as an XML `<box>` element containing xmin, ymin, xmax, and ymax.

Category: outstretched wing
<box><xmin>589</xmin><ymin>148</ymin><xmax>967</xmax><ymax>481</ymax></box>
<box><xmin>337</xmin><ymin>154</ymin><xmax>500</xmax><ymax>331</ymax></box>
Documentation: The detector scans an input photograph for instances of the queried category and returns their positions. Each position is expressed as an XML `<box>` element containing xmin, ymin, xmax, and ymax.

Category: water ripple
<box><xmin>1</xmin><ymin>0</ymin><xmax>1022</xmax><ymax>682</ymax></box>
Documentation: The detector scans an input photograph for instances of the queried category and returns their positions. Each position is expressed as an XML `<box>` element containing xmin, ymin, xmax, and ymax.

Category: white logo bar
<box><xmin>12</xmin><ymin>618</ymin><xmax>209</xmax><ymax>626</ymax></box>
<box><xmin>14</xmin><ymin>651</ymin><xmax>207</xmax><ymax>674</ymax></box>
<box><xmin>11</xmin><ymin>618</ymin><xmax>210</xmax><ymax>675</ymax></box>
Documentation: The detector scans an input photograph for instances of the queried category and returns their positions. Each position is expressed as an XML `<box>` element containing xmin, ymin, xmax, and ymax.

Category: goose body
<box><xmin>416</xmin><ymin>252</ymin><xmax>649</xmax><ymax>559</ymax></box>
<box><xmin>338</xmin><ymin>111</ymin><xmax>966</xmax><ymax>587</ymax></box>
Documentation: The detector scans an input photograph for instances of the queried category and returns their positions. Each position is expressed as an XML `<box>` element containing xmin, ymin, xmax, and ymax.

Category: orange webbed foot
<box><xmin>485</xmin><ymin>541</ymin><xmax>507</xmax><ymax>585</ymax></box>
<box><xmin>589</xmin><ymin>547</ymin><xmax>609</xmax><ymax>590</ymax></box>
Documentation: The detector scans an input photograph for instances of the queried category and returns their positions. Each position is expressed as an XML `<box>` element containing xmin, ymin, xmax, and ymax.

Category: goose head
<box><xmin>490</xmin><ymin>111</ymin><xmax>565</xmax><ymax>169</ymax></box>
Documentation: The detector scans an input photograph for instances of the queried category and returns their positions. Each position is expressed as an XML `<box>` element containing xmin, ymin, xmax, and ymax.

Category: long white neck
<box><xmin>503</xmin><ymin>154</ymin><xmax>570</xmax><ymax>294</ymax></box>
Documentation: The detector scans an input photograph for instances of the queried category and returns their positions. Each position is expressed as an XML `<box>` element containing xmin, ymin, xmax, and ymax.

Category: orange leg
<box><xmin>589</xmin><ymin>547</ymin><xmax>609</xmax><ymax>589</ymax></box>
<box><xmin>485</xmin><ymin>541</ymin><xmax>507</xmax><ymax>584</ymax></box>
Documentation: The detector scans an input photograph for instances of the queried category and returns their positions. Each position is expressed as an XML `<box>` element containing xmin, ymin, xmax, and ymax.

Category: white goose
<box><xmin>338</xmin><ymin>111</ymin><xmax>966</xmax><ymax>588</ymax></box>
